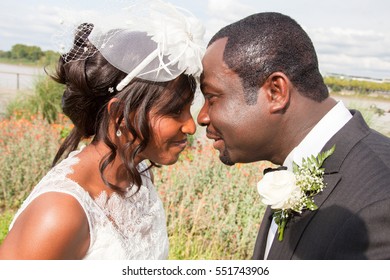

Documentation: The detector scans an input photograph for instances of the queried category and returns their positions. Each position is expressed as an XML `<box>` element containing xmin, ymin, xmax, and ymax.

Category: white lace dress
<box><xmin>9</xmin><ymin>150</ymin><xmax>169</xmax><ymax>259</ymax></box>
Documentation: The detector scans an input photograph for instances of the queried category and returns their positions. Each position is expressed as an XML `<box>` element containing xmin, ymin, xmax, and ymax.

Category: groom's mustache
<box><xmin>206</xmin><ymin>129</ymin><xmax>222</xmax><ymax>140</ymax></box>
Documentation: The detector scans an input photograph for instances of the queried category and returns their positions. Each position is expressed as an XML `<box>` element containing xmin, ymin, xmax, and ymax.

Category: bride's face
<box><xmin>140</xmin><ymin>101</ymin><xmax>196</xmax><ymax>165</ymax></box>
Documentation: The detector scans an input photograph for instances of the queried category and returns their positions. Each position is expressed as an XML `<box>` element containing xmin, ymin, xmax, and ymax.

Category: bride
<box><xmin>0</xmin><ymin>0</ymin><xmax>205</xmax><ymax>259</ymax></box>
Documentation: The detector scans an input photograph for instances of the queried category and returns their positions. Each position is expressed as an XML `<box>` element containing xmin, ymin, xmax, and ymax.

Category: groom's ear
<box><xmin>262</xmin><ymin>72</ymin><xmax>290</xmax><ymax>113</ymax></box>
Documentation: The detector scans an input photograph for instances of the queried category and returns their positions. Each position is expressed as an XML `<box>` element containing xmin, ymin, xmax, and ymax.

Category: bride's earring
<box><xmin>116</xmin><ymin>129</ymin><xmax>122</xmax><ymax>137</ymax></box>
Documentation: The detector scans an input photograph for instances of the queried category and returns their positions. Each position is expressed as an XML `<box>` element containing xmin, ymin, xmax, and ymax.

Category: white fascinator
<box><xmin>60</xmin><ymin>0</ymin><xmax>205</xmax><ymax>91</ymax></box>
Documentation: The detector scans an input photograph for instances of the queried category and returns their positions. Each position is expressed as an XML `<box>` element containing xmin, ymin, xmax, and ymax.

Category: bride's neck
<box><xmin>68</xmin><ymin>142</ymin><xmax>140</xmax><ymax>197</ymax></box>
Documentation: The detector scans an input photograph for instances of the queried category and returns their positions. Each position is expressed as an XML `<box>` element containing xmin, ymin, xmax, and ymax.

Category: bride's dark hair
<box><xmin>51</xmin><ymin>23</ymin><xmax>196</xmax><ymax>193</ymax></box>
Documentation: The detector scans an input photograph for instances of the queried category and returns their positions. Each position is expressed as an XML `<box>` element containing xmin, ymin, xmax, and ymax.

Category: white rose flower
<box><xmin>257</xmin><ymin>170</ymin><xmax>303</xmax><ymax>210</ymax></box>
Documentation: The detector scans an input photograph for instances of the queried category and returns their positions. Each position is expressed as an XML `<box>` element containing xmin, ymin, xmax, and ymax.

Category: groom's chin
<box><xmin>219</xmin><ymin>153</ymin><xmax>235</xmax><ymax>166</ymax></box>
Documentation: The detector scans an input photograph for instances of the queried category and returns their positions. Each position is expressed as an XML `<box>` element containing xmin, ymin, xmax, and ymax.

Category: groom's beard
<box><xmin>220</xmin><ymin>147</ymin><xmax>235</xmax><ymax>166</ymax></box>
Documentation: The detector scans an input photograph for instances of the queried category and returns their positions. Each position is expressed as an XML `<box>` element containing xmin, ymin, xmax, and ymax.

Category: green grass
<box><xmin>0</xmin><ymin>210</ymin><xmax>14</xmax><ymax>244</ymax></box>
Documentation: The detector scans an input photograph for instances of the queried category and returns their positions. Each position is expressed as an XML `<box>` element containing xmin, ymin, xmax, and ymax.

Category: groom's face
<box><xmin>197</xmin><ymin>38</ymin><xmax>273</xmax><ymax>165</ymax></box>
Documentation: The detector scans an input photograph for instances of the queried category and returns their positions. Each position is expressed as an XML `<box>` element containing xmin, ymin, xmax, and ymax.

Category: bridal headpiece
<box><xmin>59</xmin><ymin>0</ymin><xmax>205</xmax><ymax>91</ymax></box>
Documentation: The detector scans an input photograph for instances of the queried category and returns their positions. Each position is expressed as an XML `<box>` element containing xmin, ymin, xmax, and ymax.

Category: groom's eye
<box><xmin>205</xmin><ymin>93</ymin><xmax>218</xmax><ymax>104</ymax></box>
<box><xmin>204</xmin><ymin>93</ymin><xmax>214</xmax><ymax>100</ymax></box>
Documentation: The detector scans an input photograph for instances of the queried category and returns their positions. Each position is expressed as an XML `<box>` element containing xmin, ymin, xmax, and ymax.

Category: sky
<box><xmin>1</xmin><ymin>0</ymin><xmax>390</xmax><ymax>79</ymax></box>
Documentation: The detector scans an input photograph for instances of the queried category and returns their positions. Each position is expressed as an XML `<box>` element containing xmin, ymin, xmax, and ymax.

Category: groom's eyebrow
<box><xmin>200</xmin><ymin>79</ymin><xmax>219</xmax><ymax>94</ymax></box>
<box><xmin>200</xmin><ymin>73</ymin><xmax>206</xmax><ymax>93</ymax></box>
<box><xmin>200</xmin><ymin>82</ymin><xmax>206</xmax><ymax>93</ymax></box>
<box><xmin>200</xmin><ymin>83</ymin><xmax>216</xmax><ymax>96</ymax></box>
<box><xmin>200</xmin><ymin>80</ymin><xmax>209</xmax><ymax>93</ymax></box>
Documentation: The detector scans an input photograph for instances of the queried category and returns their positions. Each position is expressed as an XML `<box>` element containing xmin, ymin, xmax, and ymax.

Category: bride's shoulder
<box><xmin>26</xmin><ymin>191</ymin><xmax>88</xmax><ymax>225</ymax></box>
<box><xmin>4</xmin><ymin>192</ymin><xmax>90</xmax><ymax>259</ymax></box>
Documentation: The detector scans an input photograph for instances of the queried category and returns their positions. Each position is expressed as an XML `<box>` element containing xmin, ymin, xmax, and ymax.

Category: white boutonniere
<box><xmin>257</xmin><ymin>145</ymin><xmax>335</xmax><ymax>241</ymax></box>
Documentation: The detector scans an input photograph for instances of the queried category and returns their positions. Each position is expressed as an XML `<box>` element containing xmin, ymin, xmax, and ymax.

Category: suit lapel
<box><xmin>265</xmin><ymin>110</ymin><xmax>370</xmax><ymax>259</ymax></box>
<box><xmin>253</xmin><ymin>207</ymin><xmax>273</xmax><ymax>259</ymax></box>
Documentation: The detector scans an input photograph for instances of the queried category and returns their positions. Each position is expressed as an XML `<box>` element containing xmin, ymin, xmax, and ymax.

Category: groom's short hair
<box><xmin>208</xmin><ymin>12</ymin><xmax>329</xmax><ymax>104</ymax></box>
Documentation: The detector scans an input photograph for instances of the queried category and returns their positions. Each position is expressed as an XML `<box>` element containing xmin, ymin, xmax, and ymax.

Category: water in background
<box><xmin>0</xmin><ymin>63</ymin><xmax>45</xmax><ymax>113</ymax></box>
<box><xmin>0</xmin><ymin>63</ymin><xmax>45</xmax><ymax>90</ymax></box>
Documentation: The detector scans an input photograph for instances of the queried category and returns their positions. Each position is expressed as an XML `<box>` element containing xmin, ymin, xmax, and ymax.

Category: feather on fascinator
<box><xmin>60</xmin><ymin>0</ymin><xmax>205</xmax><ymax>91</ymax></box>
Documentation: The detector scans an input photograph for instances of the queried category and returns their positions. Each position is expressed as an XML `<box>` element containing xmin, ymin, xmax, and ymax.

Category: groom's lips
<box><xmin>206</xmin><ymin>130</ymin><xmax>224</xmax><ymax>149</ymax></box>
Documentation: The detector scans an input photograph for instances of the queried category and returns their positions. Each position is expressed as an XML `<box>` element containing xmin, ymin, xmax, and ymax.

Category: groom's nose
<box><xmin>197</xmin><ymin>100</ymin><xmax>210</xmax><ymax>127</ymax></box>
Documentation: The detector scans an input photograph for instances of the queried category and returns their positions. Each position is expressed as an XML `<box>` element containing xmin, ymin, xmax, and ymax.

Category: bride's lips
<box><xmin>171</xmin><ymin>138</ymin><xmax>188</xmax><ymax>149</ymax></box>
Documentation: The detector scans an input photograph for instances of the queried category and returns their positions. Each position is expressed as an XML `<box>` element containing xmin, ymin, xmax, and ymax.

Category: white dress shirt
<box><xmin>263</xmin><ymin>101</ymin><xmax>352</xmax><ymax>259</ymax></box>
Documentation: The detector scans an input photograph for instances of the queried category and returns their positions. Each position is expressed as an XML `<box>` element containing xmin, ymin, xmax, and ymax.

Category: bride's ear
<box><xmin>107</xmin><ymin>98</ymin><xmax>125</xmax><ymax>139</ymax></box>
<box><xmin>107</xmin><ymin>98</ymin><xmax>120</xmax><ymax>118</ymax></box>
<box><xmin>107</xmin><ymin>97</ymin><xmax>126</xmax><ymax>126</ymax></box>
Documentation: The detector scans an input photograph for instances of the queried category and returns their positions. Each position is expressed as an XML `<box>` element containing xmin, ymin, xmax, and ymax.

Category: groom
<box><xmin>197</xmin><ymin>12</ymin><xmax>390</xmax><ymax>259</ymax></box>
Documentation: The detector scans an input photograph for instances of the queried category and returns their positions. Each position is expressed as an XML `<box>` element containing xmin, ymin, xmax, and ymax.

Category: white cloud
<box><xmin>207</xmin><ymin>0</ymin><xmax>252</xmax><ymax>21</ymax></box>
<box><xmin>308</xmin><ymin>28</ymin><xmax>390</xmax><ymax>78</ymax></box>
<box><xmin>202</xmin><ymin>0</ymin><xmax>390</xmax><ymax>79</ymax></box>
<box><xmin>204</xmin><ymin>0</ymin><xmax>253</xmax><ymax>41</ymax></box>
<box><xmin>0</xmin><ymin>1</ymin><xmax>121</xmax><ymax>51</ymax></box>
<box><xmin>319</xmin><ymin>53</ymin><xmax>390</xmax><ymax>78</ymax></box>
<box><xmin>0</xmin><ymin>4</ymin><xmax>63</xmax><ymax>50</ymax></box>
<box><xmin>310</xmin><ymin>28</ymin><xmax>390</xmax><ymax>56</ymax></box>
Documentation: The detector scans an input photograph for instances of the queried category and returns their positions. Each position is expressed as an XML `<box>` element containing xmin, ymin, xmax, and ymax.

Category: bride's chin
<box><xmin>156</xmin><ymin>154</ymin><xmax>181</xmax><ymax>166</ymax></box>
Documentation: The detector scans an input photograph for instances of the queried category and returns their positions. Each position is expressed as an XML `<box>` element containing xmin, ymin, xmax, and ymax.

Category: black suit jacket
<box><xmin>253</xmin><ymin>110</ymin><xmax>390</xmax><ymax>259</ymax></box>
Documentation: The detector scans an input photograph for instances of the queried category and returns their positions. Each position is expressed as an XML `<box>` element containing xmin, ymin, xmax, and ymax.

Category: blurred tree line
<box><xmin>324</xmin><ymin>76</ymin><xmax>390</xmax><ymax>94</ymax></box>
<box><xmin>0</xmin><ymin>44</ymin><xmax>60</xmax><ymax>66</ymax></box>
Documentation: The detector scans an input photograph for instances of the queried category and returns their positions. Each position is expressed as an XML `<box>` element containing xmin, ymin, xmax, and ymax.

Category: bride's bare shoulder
<box><xmin>0</xmin><ymin>192</ymin><xmax>90</xmax><ymax>259</ymax></box>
